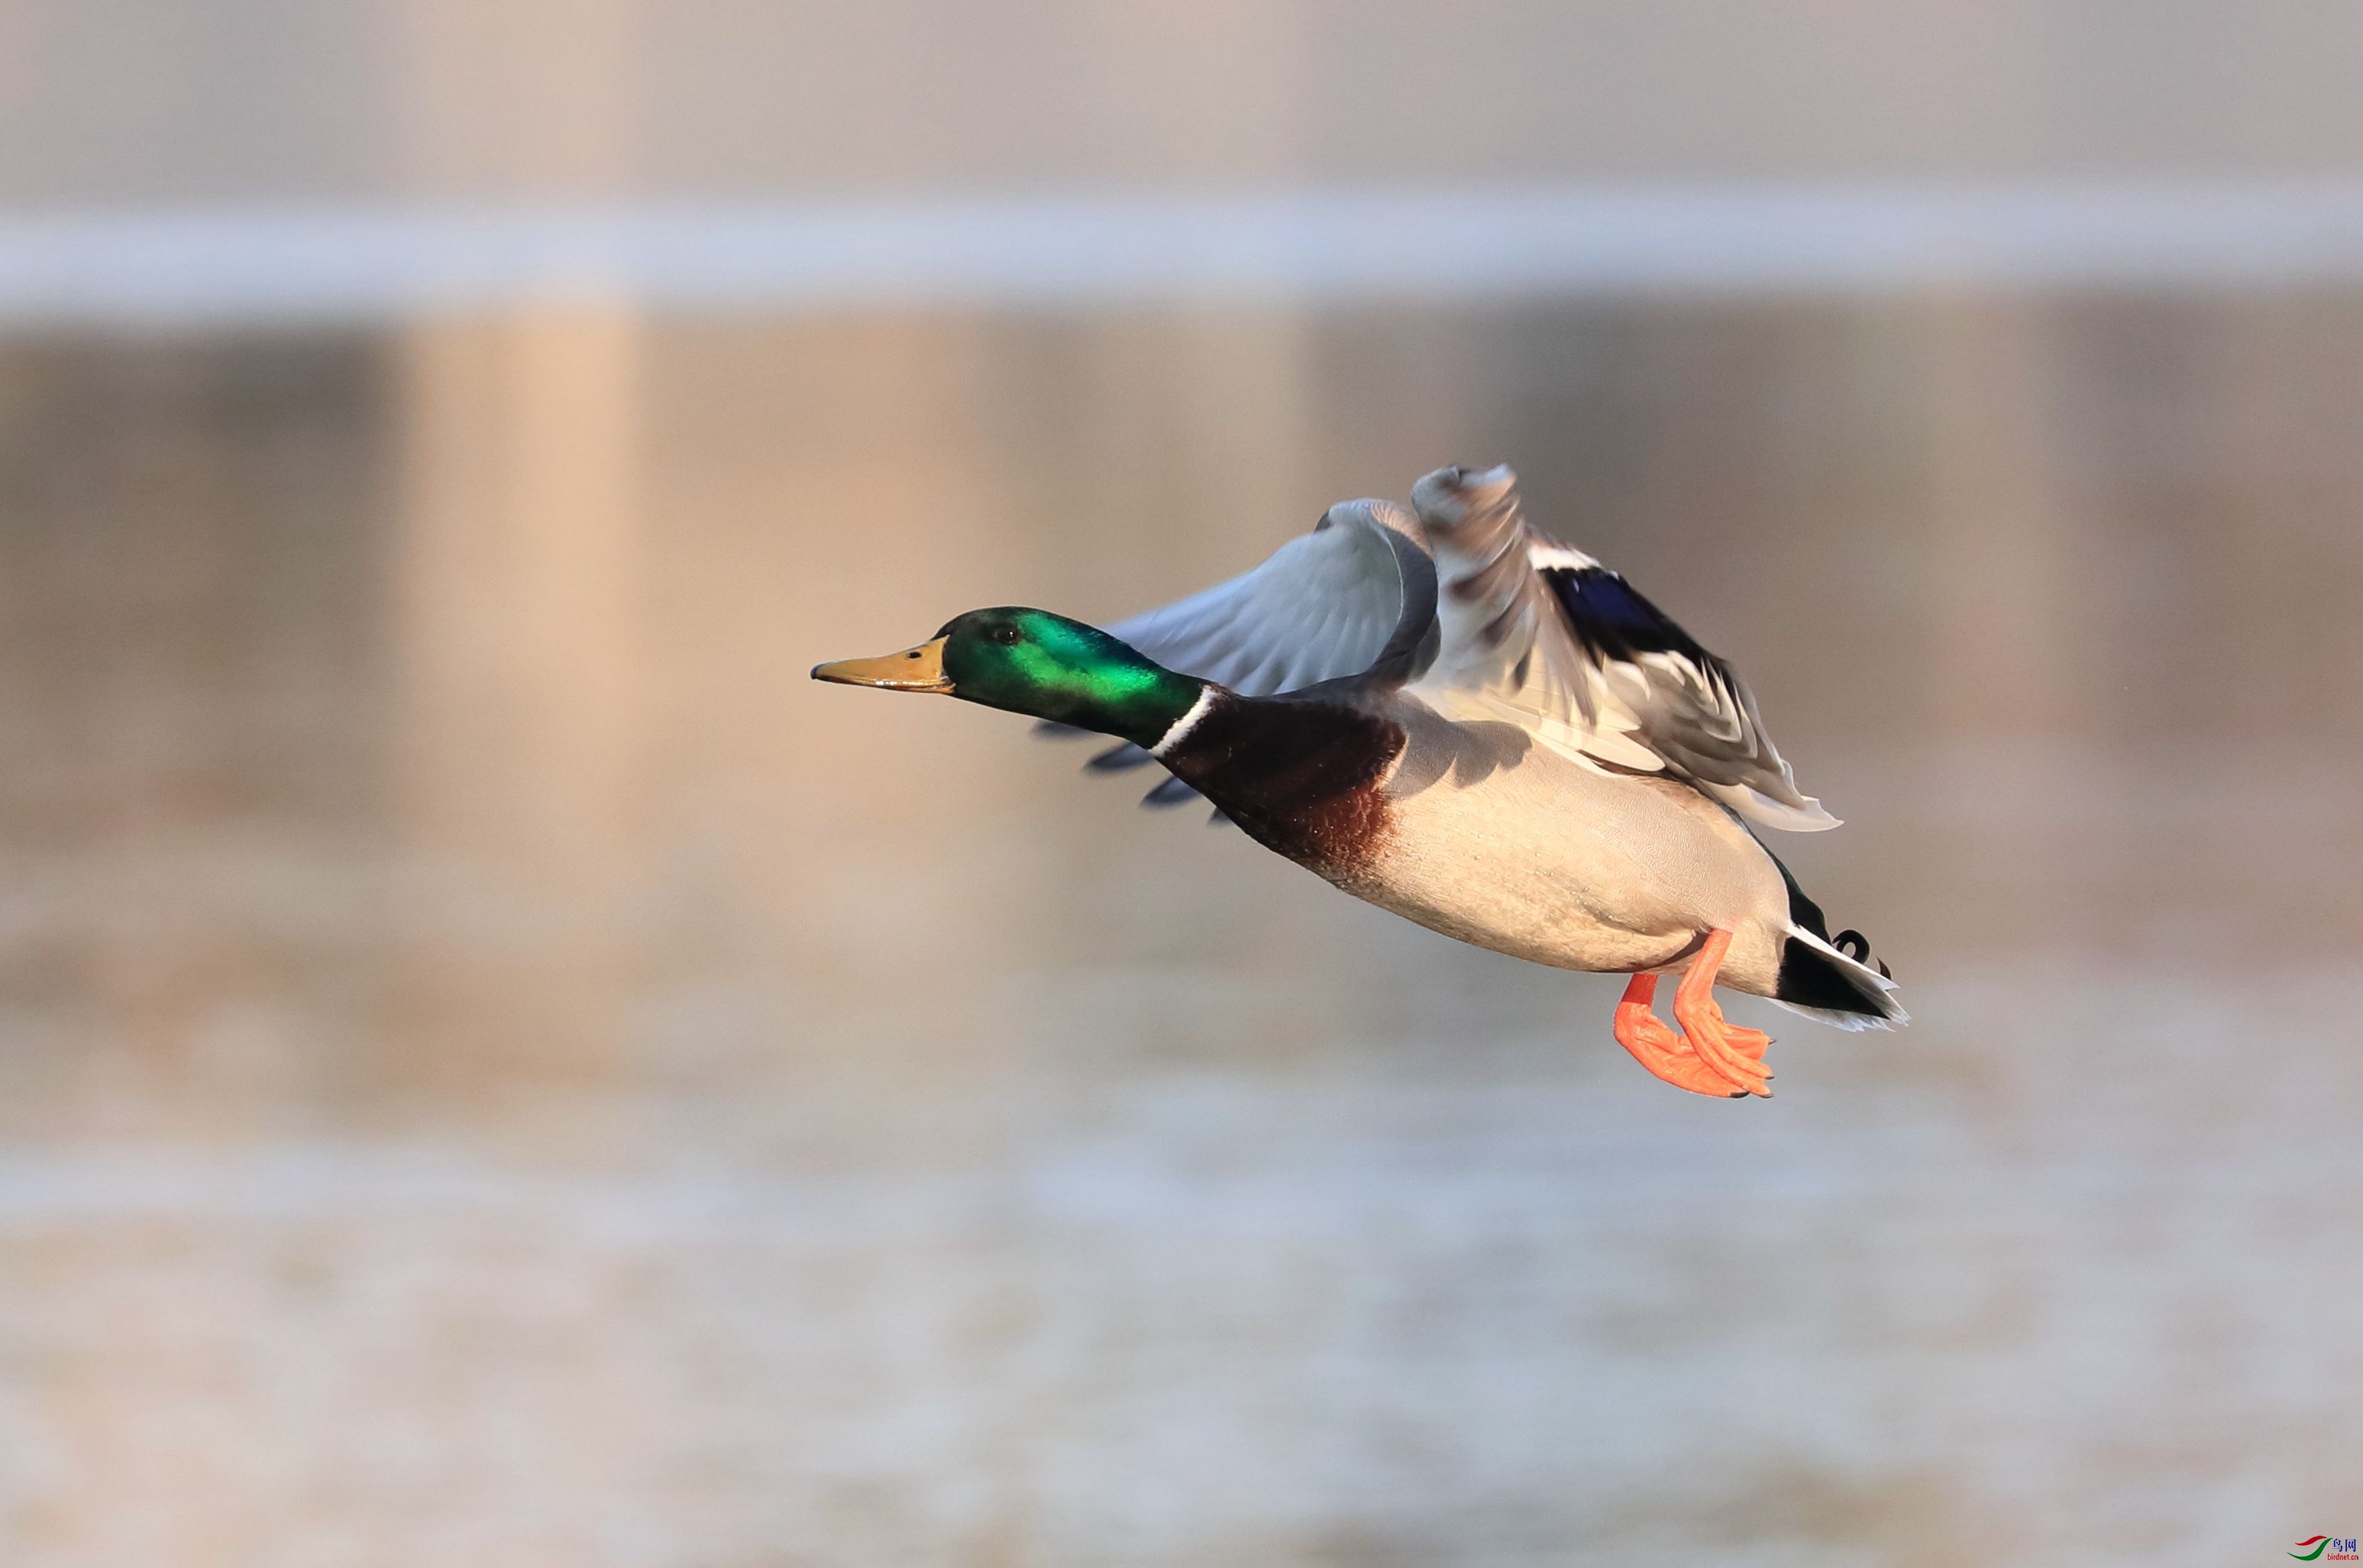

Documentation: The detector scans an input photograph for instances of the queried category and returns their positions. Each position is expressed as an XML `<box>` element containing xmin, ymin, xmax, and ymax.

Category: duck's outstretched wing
<box><xmin>1407</xmin><ymin>464</ymin><xmax>1837</xmax><ymax>832</ymax></box>
<box><xmin>1044</xmin><ymin>499</ymin><xmax>1437</xmax><ymax>809</ymax></box>
<box><xmin>1104</xmin><ymin>499</ymin><xmax>1436</xmax><ymax>694</ymax></box>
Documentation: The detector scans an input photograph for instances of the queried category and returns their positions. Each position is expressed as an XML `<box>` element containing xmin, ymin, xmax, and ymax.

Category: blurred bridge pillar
<box><xmin>390</xmin><ymin>305</ymin><xmax>648</xmax><ymax>1081</ymax></box>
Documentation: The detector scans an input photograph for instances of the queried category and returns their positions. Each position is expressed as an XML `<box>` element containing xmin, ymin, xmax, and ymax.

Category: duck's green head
<box><xmin>813</xmin><ymin>607</ymin><xmax>1204</xmax><ymax>748</ymax></box>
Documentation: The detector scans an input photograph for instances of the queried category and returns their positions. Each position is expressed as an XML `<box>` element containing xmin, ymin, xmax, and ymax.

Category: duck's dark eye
<box><xmin>988</xmin><ymin>625</ymin><xmax>1021</xmax><ymax>646</ymax></box>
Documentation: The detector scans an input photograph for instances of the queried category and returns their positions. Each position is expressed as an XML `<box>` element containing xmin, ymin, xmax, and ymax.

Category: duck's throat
<box><xmin>1083</xmin><ymin>668</ymin><xmax>1206</xmax><ymax>750</ymax></box>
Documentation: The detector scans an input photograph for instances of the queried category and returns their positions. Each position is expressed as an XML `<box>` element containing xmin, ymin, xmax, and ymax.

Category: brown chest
<box><xmin>1161</xmin><ymin>695</ymin><xmax>1405</xmax><ymax>883</ymax></box>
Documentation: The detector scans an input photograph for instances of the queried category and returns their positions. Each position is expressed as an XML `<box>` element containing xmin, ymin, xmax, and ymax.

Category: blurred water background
<box><xmin>4</xmin><ymin>5</ymin><xmax>2363</xmax><ymax>1567</ymax></box>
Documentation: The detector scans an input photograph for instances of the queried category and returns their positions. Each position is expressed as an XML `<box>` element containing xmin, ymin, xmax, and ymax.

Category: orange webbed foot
<box><xmin>1672</xmin><ymin>929</ymin><xmax>1774</xmax><ymax>1098</ymax></box>
<box><xmin>1719</xmin><ymin>1023</ymin><xmax>1772</xmax><ymax>1062</ymax></box>
<box><xmin>1613</xmin><ymin>973</ymin><xmax>1750</xmax><ymax>1099</ymax></box>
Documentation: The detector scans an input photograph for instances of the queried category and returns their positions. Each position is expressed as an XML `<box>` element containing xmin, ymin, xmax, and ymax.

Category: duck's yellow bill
<box><xmin>811</xmin><ymin>636</ymin><xmax>953</xmax><ymax>693</ymax></box>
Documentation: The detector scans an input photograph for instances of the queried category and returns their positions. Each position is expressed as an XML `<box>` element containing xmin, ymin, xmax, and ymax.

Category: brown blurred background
<box><xmin>2</xmin><ymin>5</ymin><xmax>2362</xmax><ymax>1567</ymax></box>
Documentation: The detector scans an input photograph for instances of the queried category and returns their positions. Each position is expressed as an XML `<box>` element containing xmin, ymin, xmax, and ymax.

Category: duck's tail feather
<box><xmin>1774</xmin><ymin>927</ymin><xmax>1906</xmax><ymax>1030</ymax></box>
<box><xmin>1760</xmin><ymin>841</ymin><xmax>1905</xmax><ymax>1030</ymax></box>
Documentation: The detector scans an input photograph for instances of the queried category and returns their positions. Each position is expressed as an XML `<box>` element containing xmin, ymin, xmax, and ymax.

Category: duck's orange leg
<box><xmin>1671</xmin><ymin>928</ymin><xmax>1774</xmax><ymax>1098</ymax></box>
<box><xmin>1612</xmin><ymin>972</ymin><xmax>1750</xmax><ymax>1098</ymax></box>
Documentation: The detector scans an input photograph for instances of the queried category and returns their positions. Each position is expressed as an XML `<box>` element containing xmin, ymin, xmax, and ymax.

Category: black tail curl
<box><xmin>1831</xmin><ymin>928</ymin><xmax>1893</xmax><ymax>981</ymax></box>
<box><xmin>1763</xmin><ymin>849</ymin><xmax>1902</xmax><ymax>1022</ymax></box>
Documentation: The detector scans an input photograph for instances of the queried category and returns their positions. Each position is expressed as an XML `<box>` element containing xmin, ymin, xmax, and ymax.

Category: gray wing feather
<box><xmin>1105</xmin><ymin>502</ymin><xmax>1434</xmax><ymax>695</ymax></box>
<box><xmin>1408</xmin><ymin>464</ymin><xmax>1838</xmax><ymax>832</ymax></box>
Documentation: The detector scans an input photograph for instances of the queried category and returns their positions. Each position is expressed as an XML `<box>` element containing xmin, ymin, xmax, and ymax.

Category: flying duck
<box><xmin>814</xmin><ymin>464</ymin><xmax>1901</xmax><ymax>1098</ymax></box>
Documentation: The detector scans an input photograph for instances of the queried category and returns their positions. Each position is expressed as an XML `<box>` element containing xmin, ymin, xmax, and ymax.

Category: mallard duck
<box><xmin>814</xmin><ymin>464</ymin><xmax>1901</xmax><ymax>1098</ymax></box>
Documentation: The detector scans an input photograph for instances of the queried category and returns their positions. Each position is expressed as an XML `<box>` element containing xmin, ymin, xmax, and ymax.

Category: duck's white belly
<box><xmin>1346</xmin><ymin>742</ymin><xmax>1792</xmax><ymax>993</ymax></box>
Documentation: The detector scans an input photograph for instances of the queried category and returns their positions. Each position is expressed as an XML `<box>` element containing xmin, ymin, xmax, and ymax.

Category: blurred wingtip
<box><xmin>1410</xmin><ymin>463</ymin><xmax>1520</xmax><ymax>529</ymax></box>
<box><xmin>1140</xmin><ymin>775</ymin><xmax>1199</xmax><ymax>809</ymax></box>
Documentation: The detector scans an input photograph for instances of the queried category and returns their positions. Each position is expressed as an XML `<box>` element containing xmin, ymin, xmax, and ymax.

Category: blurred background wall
<box><xmin>2</xmin><ymin>5</ymin><xmax>2361</xmax><ymax>1568</ymax></box>
<box><xmin>8</xmin><ymin>0</ymin><xmax>2363</xmax><ymax>199</ymax></box>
